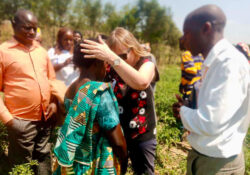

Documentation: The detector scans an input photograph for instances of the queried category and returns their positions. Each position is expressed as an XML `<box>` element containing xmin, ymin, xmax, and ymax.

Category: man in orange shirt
<box><xmin>0</xmin><ymin>10</ymin><xmax>57</xmax><ymax>174</ymax></box>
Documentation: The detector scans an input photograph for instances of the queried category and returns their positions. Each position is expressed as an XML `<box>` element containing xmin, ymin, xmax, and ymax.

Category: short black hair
<box><xmin>73</xmin><ymin>30</ymin><xmax>83</xmax><ymax>39</ymax></box>
<box><xmin>73</xmin><ymin>39</ymin><xmax>103</xmax><ymax>69</ymax></box>
<box><xmin>12</xmin><ymin>9</ymin><xmax>36</xmax><ymax>26</ymax></box>
<box><xmin>100</xmin><ymin>34</ymin><xmax>109</xmax><ymax>40</ymax></box>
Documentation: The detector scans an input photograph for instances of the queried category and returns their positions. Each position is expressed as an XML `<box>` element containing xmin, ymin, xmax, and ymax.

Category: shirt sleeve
<box><xmin>180</xmin><ymin>58</ymin><xmax>249</xmax><ymax>136</ymax></box>
<box><xmin>96</xmin><ymin>90</ymin><xmax>119</xmax><ymax>130</ymax></box>
<box><xmin>0</xmin><ymin>52</ymin><xmax>13</xmax><ymax>124</ymax></box>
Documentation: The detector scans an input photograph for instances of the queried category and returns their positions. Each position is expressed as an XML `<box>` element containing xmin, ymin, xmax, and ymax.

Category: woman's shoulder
<box><xmin>134</xmin><ymin>55</ymin><xmax>156</xmax><ymax>70</ymax></box>
<box><xmin>138</xmin><ymin>55</ymin><xmax>160</xmax><ymax>82</ymax></box>
<box><xmin>140</xmin><ymin>55</ymin><xmax>156</xmax><ymax>64</ymax></box>
<box><xmin>77</xmin><ymin>81</ymin><xmax>112</xmax><ymax>94</ymax></box>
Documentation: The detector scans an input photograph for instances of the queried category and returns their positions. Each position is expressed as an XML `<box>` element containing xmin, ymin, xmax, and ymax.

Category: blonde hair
<box><xmin>107</xmin><ymin>27</ymin><xmax>149</xmax><ymax>58</ymax></box>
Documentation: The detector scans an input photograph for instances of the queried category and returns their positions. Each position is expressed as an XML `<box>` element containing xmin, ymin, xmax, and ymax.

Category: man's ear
<box><xmin>11</xmin><ymin>18</ymin><xmax>16</xmax><ymax>28</ymax></box>
<box><xmin>202</xmin><ymin>21</ymin><xmax>213</xmax><ymax>35</ymax></box>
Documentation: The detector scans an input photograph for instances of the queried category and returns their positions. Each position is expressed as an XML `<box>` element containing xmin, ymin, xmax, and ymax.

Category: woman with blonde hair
<box><xmin>81</xmin><ymin>27</ymin><xmax>159</xmax><ymax>175</ymax></box>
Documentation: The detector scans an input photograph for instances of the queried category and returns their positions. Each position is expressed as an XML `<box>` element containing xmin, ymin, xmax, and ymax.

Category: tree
<box><xmin>136</xmin><ymin>0</ymin><xmax>181</xmax><ymax>46</ymax></box>
<box><xmin>0</xmin><ymin>0</ymin><xmax>33</xmax><ymax>22</ymax></box>
<box><xmin>120</xmin><ymin>6</ymin><xmax>140</xmax><ymax>33</ymax></box>
<box><xmin>67</xmin><ymin>0</ymin><xmax>87</xmax><ymax>31</ymax></box>
<box><xmin>82</xmin><ymin>0</ymin><xmax>102</xmax><ymax>36</ymax></box>
<box><xmin>101</xmin><ymin>3</ymin><xmax>123</xmax><ymax>33</ymax></box>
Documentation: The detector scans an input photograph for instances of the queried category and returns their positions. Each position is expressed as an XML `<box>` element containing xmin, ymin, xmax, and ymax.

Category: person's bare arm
<box><xmin>81</xmin><ymin>36</ymin><xmax>155</xmax><ymax>90</ymax></box>
<box><xmin>53</xmin><ymin>57</ymin><xmax>72</xmax><ymax>72</ymax></box>
<box><xmin>105</xmin><ymin>124</ymin><xmax>128</xmax><ymax>174</ymax></box>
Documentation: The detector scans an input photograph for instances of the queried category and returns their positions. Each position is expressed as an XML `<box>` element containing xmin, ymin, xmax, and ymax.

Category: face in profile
<box><xmin>61</xmin><ymin>31</ymin><xmax>74</xmax><ymax>51</ymax></box>
<box><xmin>183</xmin><ymin>20</ymin><xmax>202</xmax><ymax>56</ymax></box>
<box><xmin>114</xmin><ymin>44</ymin><xmax>136</xmax><ymax>66</ymax></box>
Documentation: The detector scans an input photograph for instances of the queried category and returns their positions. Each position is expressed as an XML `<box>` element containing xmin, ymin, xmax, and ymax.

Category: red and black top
<box><xmin>105</xmin><ymin>56</ymin><xmax>159</xmax><ymax>143</ymax></box>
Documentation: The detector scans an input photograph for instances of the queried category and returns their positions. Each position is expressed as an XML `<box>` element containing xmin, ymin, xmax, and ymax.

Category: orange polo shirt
<box><xmin>0</xmin><ymin>38</ymin><xmax>56</xmax><ymax>122</ymax></box>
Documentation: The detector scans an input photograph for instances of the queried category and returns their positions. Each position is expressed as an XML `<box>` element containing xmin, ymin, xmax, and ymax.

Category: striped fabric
<box><xmin>53</xmin><ymin>81</ymin><xmax>121</xmax><ymax>175</ymax></box>
<box><xmin>180</xmin><ymin>51</ymin><xmax>203</xmax><ymax>97</ymax></box>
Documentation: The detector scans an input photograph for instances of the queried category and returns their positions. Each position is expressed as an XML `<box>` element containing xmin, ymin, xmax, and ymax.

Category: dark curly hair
<box><xmin>73</xmin><ymin>39</ymin><xmax>103</xmax><ymax>69</ymax></box>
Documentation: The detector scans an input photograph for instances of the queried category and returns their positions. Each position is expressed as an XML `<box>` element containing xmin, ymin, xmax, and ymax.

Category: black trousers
<box><xmin>128</xmin><ymin>138</ymin><xmax>157</xmax><ymax>175</ymax></box>
<box><xmin>6</xmin><ymin>117</ymin><xmax>53</xmax><ymax>175</ymax></box>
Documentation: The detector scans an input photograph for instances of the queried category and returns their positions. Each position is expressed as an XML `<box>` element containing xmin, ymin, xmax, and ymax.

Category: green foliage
<box><xmin>0</xmin><ymin>121</ymin><xmax>8</xmax><ymax>155</ymax></box>
<box><xmin>9</xmin><ymin>160</ymin><xmax>38</xmax><ymax>175</ymax></box>
<box><xmin>156</xmin><ymin>144</ymin><xmax>186</xmax><ymax>175</ymax></box>
<box><xmin>136</xmin><ymin>0</ymin><xmax>181</xmax><ymax>46</ymax></box>
<box><xmin>120</xmin><ymin>6</ymin><xmax>140</xmax><ymax>33</ymax></box>
<box><xmin>0</xmin><ymin>0</ymin><xmax>181</xmax><ymax>49</ymax></box>
<box><xmin>82</xmin><ymin>0</ymin><xmax>102</xmax><ymax>35</ymax></box>
<box><xmin>100</xmin><ymin>3</ymin><xmax>118</xmax><ymax>33</ymax></box>
<box><xmin>0</xmin><ymin>0</ymin><xmax>33</xmax><ymax>21</ymax></box>
<box><xmin>155</xmin><ymin>65</ymin><xmax>183</xmax><ymax>146</ymax></box>
<box><xmin>151</xmin><ymin>43</ymin><xmax>182</xmax><ymax>65</ymax></box>
<box><xmin>245</xmin><ymin>129</ymin><xmax>250</xmax><ymax>175</ymax></box>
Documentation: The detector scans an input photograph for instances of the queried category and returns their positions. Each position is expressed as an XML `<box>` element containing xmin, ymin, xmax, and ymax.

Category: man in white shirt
<box><xmin>173</xmin><ymin>5</ymin><xmax>250</xmax><ymax>175</ymax></box>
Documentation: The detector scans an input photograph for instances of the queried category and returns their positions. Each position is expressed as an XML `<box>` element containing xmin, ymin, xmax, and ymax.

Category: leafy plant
<box><xmin>155</xmin><ymin>65</ymin><xmax>183</xmax><ymax>146</ymax></box>
<box><xmin>9</xmin><ymin>160</ymin><xmax>38</xmax><ymax>175</ymax></box>
<box><xmin>0</xmin><ymin>121</ymin><xmax>8</xmax><ymax>155</ymax></box>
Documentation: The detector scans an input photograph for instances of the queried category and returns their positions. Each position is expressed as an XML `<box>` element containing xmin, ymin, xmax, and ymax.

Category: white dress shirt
<box><xmin>180</xmin><ymin>39</ymin><xmax>250</xmax><ymax>158</ymax></box>
<box><xmin>48</xmin><ymin>48</ymin><xmax>79</xmax><ymax>87</ymax></box>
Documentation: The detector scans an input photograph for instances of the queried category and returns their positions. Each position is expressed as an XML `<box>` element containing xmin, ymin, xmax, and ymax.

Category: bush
<box><xmin>244</xmin><ymin>129</ymin><xmax>250</xmax><ymax>174</ymax></box>
<box><xmin>154</xmin><ymin>65</ymin><xmax>186</xmax><ymax>174</ymax></box>
<box><xmin>9</xmin><ymin>160</ymin><xmax>38</xmax><ymax>175</ymax></box>
<box><xmin>152</xmin><ymin>43</ymin><xmax>181</xmax><ymax>65</ymax></box>
<box><xmin>0</xmin><ymin>121</ymin><xmax>8</xmax><ymax>155</ymax></box>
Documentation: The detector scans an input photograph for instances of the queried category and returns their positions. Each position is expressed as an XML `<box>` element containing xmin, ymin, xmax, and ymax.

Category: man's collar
<box><xmin>7</xmin><ymin>37</ymin><xmax>39</xmax><ymax>51</ymax></box>
<box><xmin>204</xmin><ymin>38</ymin><xmax>229</xmax><ymax>67</ymax></box>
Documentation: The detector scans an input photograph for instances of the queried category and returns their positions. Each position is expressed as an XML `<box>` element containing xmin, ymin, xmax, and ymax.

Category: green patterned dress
<box><xmin>53</xmin><ymin>81</ymin><xmax>121</xmax><ymax>175</ymax></box>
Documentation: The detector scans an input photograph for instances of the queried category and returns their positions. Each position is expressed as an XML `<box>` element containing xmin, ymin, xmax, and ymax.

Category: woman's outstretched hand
<box><xmin>80</xmin><ymin>35</ymin><xmax>117</xmax><ymax>64</ymax></box>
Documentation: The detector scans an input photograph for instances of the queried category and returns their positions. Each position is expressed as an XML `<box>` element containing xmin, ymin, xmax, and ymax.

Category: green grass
<box><xmin>245</xmin><ymin>129</ymin><xmax>250</xmax><ymax>175</ymax></box>
<box><xmin>152</xmin><ymin>65</ymin><xmax>250</xmax><ymax>175</ymax></box>
<box><xmin>0</xmin><ymin>65</ymin><xmax>249</xmax><ymax>175</ymax></box>
<box><xmin>154</xmin><ymin>65</ymin><xmax>186</xmax><ymax>175</ymax></box>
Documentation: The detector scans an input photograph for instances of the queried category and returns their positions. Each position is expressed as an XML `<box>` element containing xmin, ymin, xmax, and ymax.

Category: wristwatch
<box><xmin>113</xmin><ymin>58</ymin><xmax>121</xmax><ymax>67</ymax></box>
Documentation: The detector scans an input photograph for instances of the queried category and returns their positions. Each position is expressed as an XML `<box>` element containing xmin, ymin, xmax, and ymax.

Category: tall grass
<box><xmin>152</xmin><ymin>43</ymin><xmax>181</xmax><ymax>65</ymax></box>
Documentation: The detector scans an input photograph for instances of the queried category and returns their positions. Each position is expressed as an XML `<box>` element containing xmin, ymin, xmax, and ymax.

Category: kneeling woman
<box><xmin>53</xmin><ymin>40</ymin><xmax>127</xmax><ymax>175</ymax></box>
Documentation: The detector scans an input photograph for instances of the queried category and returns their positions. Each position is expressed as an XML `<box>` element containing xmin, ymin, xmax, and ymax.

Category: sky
<box><xmin>102</xmin><ymin>0</ymin><xmax>250</xmax><ymax>44</ymax></box>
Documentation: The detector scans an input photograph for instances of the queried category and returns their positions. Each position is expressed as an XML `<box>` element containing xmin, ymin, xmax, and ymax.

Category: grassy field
<box><xmin>150</xmin><ymin>65</ymin><xmax>250</xmax><ymax>175</ymax></box>
<box><xmin>0</xmin><ymin>65</ymin><xmax>249</xmax><ymax>174</ymax></box>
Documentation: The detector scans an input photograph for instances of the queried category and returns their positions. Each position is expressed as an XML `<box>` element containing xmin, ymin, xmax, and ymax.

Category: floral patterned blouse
<box><xmin>105</xmin><ymin>56</ymin><xmax>159</xmax><ymax>143</ymax></box>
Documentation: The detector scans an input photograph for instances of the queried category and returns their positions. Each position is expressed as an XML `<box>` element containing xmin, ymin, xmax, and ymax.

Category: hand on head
<box><xmin>80</xmin><ymin>35</ymin><xmax>117</xmax><ymax>65</ymax></box>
